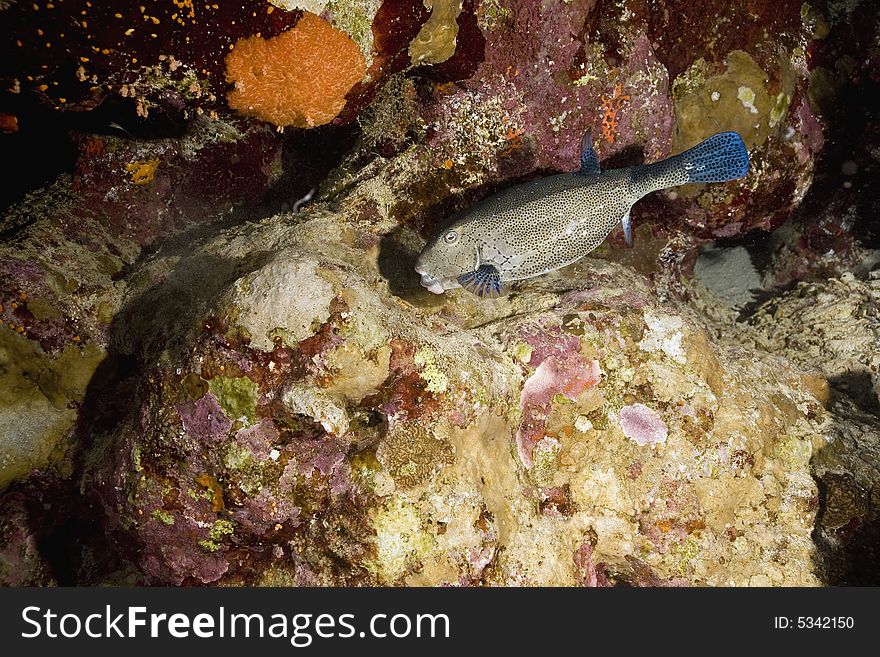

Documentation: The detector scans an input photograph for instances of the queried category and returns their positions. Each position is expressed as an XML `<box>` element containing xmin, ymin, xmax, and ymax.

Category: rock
<box><xmin>76</xmin><ymin>185</ymin><xmax>831</xmax><ymax>585</ymax></box>
<box><xmin>0</xmin><ymin>117</ymin><xmax>284</xmax><ymax>490</ymax></box>
<box><xmin>0</xmin><ymin>482</ymin><xmax>56</xmax><ymax>586</ymax></box>
<box><xmin>0</xmin><ymin>473</ymin><xmax>136</xmax><ymax>586</ymax></box>
<box><xmin>694</xmin><ymin>245</ymin><xmax>762</xmax><ymax>310</ymax></box>
<box><xmin>71</xmin><ymin>118</ymin><xmax>284</xmax><ymax>244</ymax></box>
<box><xmin>0</xmin><ymin>0</ymin><xmax>876</xmax><ymax>588</ymax></box>
<box><xmin>812</xmin><ymin>397</ymin><xmax>880</xmax><ymax>585</ymax></box>
<box><xmin>748</xmin><ymin>272</ymin><xmax>880</xmax><ymax>413</ymax></box>
<box><xmin>688</xmin><ymin>256</ymin><xmax>880</xmax><ymax>586</ymax></box>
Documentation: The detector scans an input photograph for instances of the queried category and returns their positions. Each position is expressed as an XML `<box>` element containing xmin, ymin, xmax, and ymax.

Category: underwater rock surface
<box><xmin>1</xmin><ymin>0</ymin><xmax>878</xmax><ymax>586</ymax></box>
<box><xmin>0</xmin><ymin>116</ymin><xmax>286</xmax><ymax>491</ymax></box>
<box><xmin>749</xmin><ymin>272</ymin><xmax>880</xmax><ymax>413</ymax></box>
<box><xmin>74</xmin><ymin>178</ymin><xmax>831</xmax><ymax>585</ymax></box>
<box><xmin>811</xmin><ymin>397</ymin><xmax>880</xmax><ymax>586</ymax></box>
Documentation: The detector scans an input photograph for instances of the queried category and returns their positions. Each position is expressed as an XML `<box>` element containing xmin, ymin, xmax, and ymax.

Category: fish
<box><xmin>415</xmin><ymin>131</ymin><xmax>750</xmax><ymax>297</ymax></box>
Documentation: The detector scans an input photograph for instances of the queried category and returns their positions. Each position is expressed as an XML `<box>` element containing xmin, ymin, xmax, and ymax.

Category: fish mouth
<box><xmin>423</xmin><ymin>280</ymin><xmax>446</xmax><ymax>294</ymax></box>
<box><xmin>415</xmin><ymin>265</ymin><xmax>458</xmax><ymax>295</ymax></box>
<box><xmin>419</xmin><ymin>272</ymin><xmax>449</xmax><ymax>295</ymax></box>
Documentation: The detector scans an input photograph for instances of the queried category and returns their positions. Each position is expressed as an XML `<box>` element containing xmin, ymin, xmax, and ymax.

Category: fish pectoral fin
<box><xmin>458</xmin><ymin>264</ymin><xmax>504</xmax><ymax>298</ymax></box>
<box><xmin>621</xmin><ymin>209</ymin><xmax>633</xmax><ymax>247</ymax></box>
<box><xmin>579</xmin><ymin>130</ymin><xmax>602</xmax><ymax>176</ymax></box>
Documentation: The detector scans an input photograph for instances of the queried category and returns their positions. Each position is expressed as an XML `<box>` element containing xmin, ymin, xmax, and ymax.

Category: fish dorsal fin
<box><xmin>621</xmin><ymin>208</ymin><xmax>633</xmax><ymax>247</ymax></box>
<box><xmin>579</xmin><ymin>130</ymin><xmax>601</xmax><ymax>176</ymax></box>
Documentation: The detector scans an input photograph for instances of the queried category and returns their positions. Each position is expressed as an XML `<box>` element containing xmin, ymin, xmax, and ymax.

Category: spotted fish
<box><xmin>415</xmin><ymin>131</ymin><xmax>749</xmax><ymax>297</ymax></box>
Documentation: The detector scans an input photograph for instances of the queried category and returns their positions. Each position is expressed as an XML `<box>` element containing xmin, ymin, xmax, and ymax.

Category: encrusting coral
<box><xmin>225</xmin><ymin>12</ymin><xmax>367</xmax><ymax>128</ymax></box>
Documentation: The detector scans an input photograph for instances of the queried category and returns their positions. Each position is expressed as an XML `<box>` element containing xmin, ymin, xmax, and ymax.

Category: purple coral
<box><xmin>619</xmin><ymin>403</ymin><xmax>668</xmax><ymax>446</ymax></box>
<box><xmin>516</xmin><ymin>324</ymin><xmax>581</xmax><ymax>368</ymax></box>
<box><xmin>177</xmin><ymin>393</ymin><xmax>232</xmax><ymax>442</ymax></box>
<box><xmin>235</xmin><ymin>420</ymin><xmax>280</xmax><ymax>460</ymax></box>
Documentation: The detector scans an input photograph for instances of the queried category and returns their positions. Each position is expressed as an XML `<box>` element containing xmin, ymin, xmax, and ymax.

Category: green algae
<box><xmin>199</xmin><ymin>519</ymin><xmax>235</xmax><ymax>552</ymax></box>
<box><xmin>672</xmin><ymin>50</ymin><xmax>772</xmax><ymax>152</ymax></box>
<box><xmin>222</xmin><ymin>441</ymin><xmax>268</xmax><ymax>496</ymax></box>
<box><xmin>350</xmin><ymin>450</ymin><xmax>383</xmax><ymax>492</ymax></box>
<box><xmin>671</xmin><ymin>536</ymin><xmax>701</xmax><ymax>577</ymax></box>
<box><xmin>368</xmin><ymin>497</ymin><xmax>435</xmax><ymax>583</ymax></box>
<box><xmin>775</xmin><ymin>434</ymin><xmax>812</xmax><ymax>470</ymax></box>
<box><xmin>478</xmin><ymin>0</ymin><xmax>512</xmax><ymax>30</ymax></box>
<box><xmin>151</xmin><ymin>509</ymin><xmax>175</xmax><ymax>526</ymax></box>
<box><xmin>208</xmin><ymin>375</ymin><xmax>259</xmax><ymax>423</ymax></box>
<box><xmin>512</xmin><ymin>341</ymin><xmax>533</xmax><ymax>364</ymax></box>
<box><xmin>132</xmin><ymin>446</ymin><xmax>143</xmax><ymax>473</ymax></box>
<box><xmin>531</xmin><ymin>438</ymin><xmax>561</xmax><ymax>486</ymax></box>
<box><xmin>327</xmin><ymin>0</ymin><xmax>381</xmax><ymax>66</ymax></box>
<box><xmin>414</xmin><ymin>347</ymin><xmax>449</xmax><ymax>394</ymax></box>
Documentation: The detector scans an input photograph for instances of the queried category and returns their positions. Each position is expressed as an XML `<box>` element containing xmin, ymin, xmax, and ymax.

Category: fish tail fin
<box><xmin>676</xmin><ymin>132</ymin><xmax>750</xmax><ymax>183</ymax></box>
<box><xmin>631</xmin><ymin>132</ymin><xmax>750</xmax><ymax>197</ymax></box>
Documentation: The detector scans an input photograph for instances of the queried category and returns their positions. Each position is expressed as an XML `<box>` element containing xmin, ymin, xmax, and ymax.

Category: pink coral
<box><xmin>620</xmin><ymin>403</ymin><xmax>668</xmax><ymax>446</ymax></box>
<box><xmin>235</xmin><ymin>420</ymin><xmax>280</xmax><ymax>459</ymax></box>
<box><xmin>573</xmin><ymin>542</ymin><xmax>613</xmax><ymax>587</ymax></box>
<box><xmin>516</xmin><ymin>355</ymin><xmax>601</xmax><ymax>466</ymax></box>
<box><xmin>516</xmin><ymin>324</ymin><xmax>581</xmax><ymax>367</ymax></box>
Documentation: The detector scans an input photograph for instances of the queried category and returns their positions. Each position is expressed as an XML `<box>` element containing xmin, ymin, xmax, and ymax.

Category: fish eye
<box><xmin>443</xmin><ymin>230</ymin><xmax>459</xmax><ymax>244</ymax></box>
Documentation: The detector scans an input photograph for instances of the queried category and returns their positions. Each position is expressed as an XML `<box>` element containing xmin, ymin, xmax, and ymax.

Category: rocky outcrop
<box><xmin>74</xmin><ymin>177</ymin><xmax>829</xmax><ymax>585</ymax></box>
<box><xmin>1</xmin><ymin>0</ymin><xmax>878</xmax><ymax>587</ymax></box>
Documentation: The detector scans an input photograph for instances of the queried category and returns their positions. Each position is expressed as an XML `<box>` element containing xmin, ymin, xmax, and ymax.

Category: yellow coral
<box><xmin>124</xmin><ymin>159</ymin><xmax>160</xmax><ymax>185</ymax></box>
<box><xmin>414</xmin><ymin>347</ymin><xmax>448</xmax><ymax>393</ymax></box>
<box><xmin>409</xmin><ymin>0</ymin><xmax>463</xmax><ymax>65</ymax></box>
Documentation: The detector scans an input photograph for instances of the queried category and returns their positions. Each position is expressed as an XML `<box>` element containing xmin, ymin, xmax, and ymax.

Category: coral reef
<box><xmin>0</xmin><ymin>481</ymin><xmax>58</xmax><ymax>586</ymax></box>
<box><xmin>0</xmin><ymin>0</ymin><xmax>305</xmax><ymax>116</ymax></box>
<box><xmin>749</xmin><ymin>272</ymin><xmax>880</xmax><ymax>413</ymax></box>
<box><xmin>74</xmin><ymin>190</ymin><xmax>827</xmax><ymax>586</ymax></box>
<box><xmin>0</xmin><ymin>0</ymin><xmax>878</xmax><ymax>588</ymax></box>
<box><xmin>0</xmin><ymin>115</ymin><xmax>286</xmax><ymax>490</ymax></box>
<box><xmin>811</xmin><ymin>397</ymin><xmax>880</xmax><ymax>586</ymax></box>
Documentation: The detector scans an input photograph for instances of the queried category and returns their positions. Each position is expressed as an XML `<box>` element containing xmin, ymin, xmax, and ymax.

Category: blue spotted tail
<box><xmin>676</xmin><ymin>132</ymin><xmax>750</xmax><ymax>183</ymax></box>
<box><xmin>631</xmin><ymin>132</ymin><xmax>749</xmax><ymax>197</ymax></box>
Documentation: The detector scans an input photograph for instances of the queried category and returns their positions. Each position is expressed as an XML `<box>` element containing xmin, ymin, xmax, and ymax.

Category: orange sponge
<box><xmin>225</xmin><ymin>12</ymin><xmax>366</xmax><ymax>128</ymax></box>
